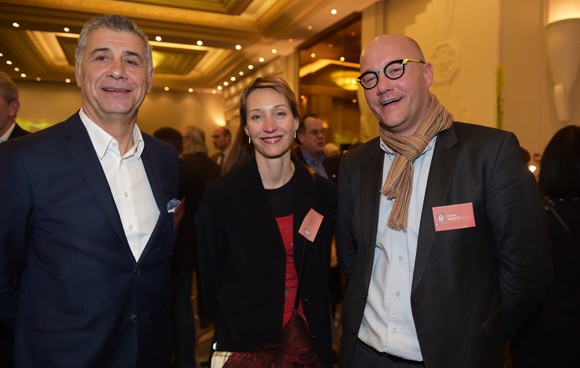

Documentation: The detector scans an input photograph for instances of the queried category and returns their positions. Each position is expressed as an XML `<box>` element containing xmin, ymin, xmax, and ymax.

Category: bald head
<box><xmin>359</xmin><ymin>34</ymin><xmax>434</xmax><ymax>136</ymax></box>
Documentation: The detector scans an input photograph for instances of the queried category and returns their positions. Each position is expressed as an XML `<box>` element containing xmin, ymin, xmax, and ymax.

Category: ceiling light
<box><xmin>20</xmin><ymin>73</ymin><xmax>26</xmax><ymax>78</ymax></box>
<box><xmin>331</xmin><ymin>9</ymin><xmax>337</xmax><ymax>15</ymax></box>
<box><xmin>197</xmin><ymin>40</ymin><xmax>203</xmax><ymax>46</ymax></box>
<box><xmin>6</xmin><ymin>60</ymin><xmax>12</xmax><ymax>65</ymax></box>
<box><xmin>155</xmin><ymin>36</ymin><xmax>162</xmax><ymax>42</ymax></box>
<box><xmin>248</xmin><ymin>65</ymin><xmax>254</xmax><ymax>69</ymax></box>
<box><xmin>259</xmin><ymin>57</ymin><xmax>264</xmax><ymax>62</ymax></box>
<box><xmin>65</xmin><ymin>79</ymin><xmax>71</xmax><ymax>83</ymax></box>
<box><xmin>224</xmin><ymin>82</ymin><xmax>228</xmax><ymax>86</ymax></box>
<box><xmin>351</xmin><ymin>32</ymin><xmax>356</xmax><ymax>36</ymax></box>
<box><xmin>308</xmin><ymin>25</ymin><xmax>313</xmax><ymax>30</ymax></box>
<box><xmin>289</xmin><ymin>38</ymin><xmax>293</xmax><ymax>43</ymax></box>
<box><xmin>310</xmin><ymin>53</ymin><xmax>316</xmax><ymax>58</ymax></box>
<box><xmin>14</xmin><ymin>67</ymin><xmax>19</xmax><ymax>71</ymax></box>
<box><xmin>217</xmin><ymin>86</ymin><xmax>223</xmax><ymax>90</ymax></box>
<box><xmin>239</xmin><ymin>71</ymin><xmax>244</xmax><ymax>76</ymax></box>
<box><xmin>212</xmin><ymin>90</ymin><xmax>216</xmax><ymax>94</ymax></box>
<box><xmin>36</xmin><ymin>77</ymin><xmax>41</xmax><ymax>81</ymax></box>
<box><xmin>0</xmin><ymin>53</ymin><xmax>3</xmax><ymax>57</ymax></box>
<box><xmin>352</xmin><ymin>99</ymin><xmax>357</xmax><ymax>103</ymax></box>
<box><xmin>329</xmin><ymin>44</ymin><xmax>333</xmax><ymax>48</ymax></box>
<box><xmin>164</xmin><ymin>86</ymin><xmax>169</xmax><ymax>91</ymax></box>
<box><xmin>340</xmin><ymin>56</ymin><xmax>345</xmax><ymax>62</ymax></box>
<box><xmin>64</xmin><ymin>27</ymin><xmax>70</xmax><ymax>32</ymax></box>
<box><xmin>13</xmin><ymin>23</ymin><xmax>19</xmax><ymax>28</ymax></box>
<box><xmin>272</xmin><ymin>49</ymin><xmax>277</xmax><ymax>54</ymax></box>
<box><xmin>230</xmin><ymin>77</ymin><xmax>236</xmax><ymax>81</ymax></box>
<box><xmin>188</xmin><ymin>88</ymin><xmax>193</xmax><ymax>93</ymax></box>
<box><xmin>235</xmin><ymin>45</ymin><xmax>242</xmax><ymax>50</ymax></box>
<box><xmin>300</xmin><ymin>95</ymin><xmax>305</xmax><ymax>100</ymax></box>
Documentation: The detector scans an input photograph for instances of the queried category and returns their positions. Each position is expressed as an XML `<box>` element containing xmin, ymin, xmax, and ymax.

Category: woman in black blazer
<box><xmin>195</xmin><ymin>77</ymin><xmax>336</xmax><ymax>368</ymax></box>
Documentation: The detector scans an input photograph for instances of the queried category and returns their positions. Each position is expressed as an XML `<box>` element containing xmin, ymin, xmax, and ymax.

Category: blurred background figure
<box><xmin>510</xmin><ymin>125</ymin><xmax>580</xmax><ymax>368</ymax></box>
<box><xmin>210</xmin><ymin>127</ymin><xmax>232</xmax><ymax>168</ymax></box>
<box><xmin>221</xmin><ymin>127</ymin><xmax>254</xmax><ymax>175</ymax></box>
<box><xmin>0</xmin><ymin>72</ymin><xmax>28</xmax><ymax>144</ymax></box>
<box><xmin>323</xmin><ymin>142</ymin><xmax>340</xmax><ymax>158</ymax></box>
<box><xmin>181</xmin><ymin>125</ymin><xmax>221</xmax><ymax>183</ymax></box>
<box><xmin>154</xmin><ymin>127</ymin><xmax>206</xmax><ymax>368</ymax></box>
<box><xmin>196</xmin><ymin>76</ymin><xmax>336</xmax><ymax>368</ymax></box>
<box><xmin>294</xmin><ymin>114</ymin><xmax>339</xmax><ymax>182</ymax></box>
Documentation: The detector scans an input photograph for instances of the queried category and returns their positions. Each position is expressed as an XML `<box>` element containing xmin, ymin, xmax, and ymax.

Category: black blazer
<box><xmin>195</xmin><ymin>153</ymin><xmax>337</xmax><ymax>368</ymax></box>
<box><xmin>7</xmin><ymin>122</ymin><xmax>29</xmax><ymax>140</ymax></box>
<box><xmin>336</xmin><ymin>123</ymin><xmax>552</xmax><ymax>368</ymax></box>
<box><xmin>0</xmin><ymin>112</ymin><xmax>179</xmax><ymax>368</ymax></box>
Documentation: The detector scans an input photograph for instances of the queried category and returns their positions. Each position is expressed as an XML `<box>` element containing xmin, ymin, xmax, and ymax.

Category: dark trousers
<box><xmin>170</xmin><ymin>270</ymin><xmax>197</xmax><ymax>368</ymax></box>
<box><xmin>349</xmin><ymin>338</ymin><xmax>425</xmax><ymax>368</ymax></box>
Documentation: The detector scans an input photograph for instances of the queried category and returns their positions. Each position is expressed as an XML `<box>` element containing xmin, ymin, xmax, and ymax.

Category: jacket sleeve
<box><xmin>0</xmin><ymin>143</ymin><xmax>33</xmax><ymax>330</ymax></box>
<box><xmin>487</xmin><ymin>132</ymin><xmax>552</xmax><ymax>341</ymax></box>
<box><xmin>336</xmin><ymin>153</ymin><xmax>357</xmax><ymax>280</ymax></box>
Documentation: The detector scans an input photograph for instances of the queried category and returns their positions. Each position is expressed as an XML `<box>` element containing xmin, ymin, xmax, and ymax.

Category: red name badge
<box><xmin>173</xmin><ymin>197</ymin><xmax>185</xmax><ymax>230</ymax></box>
<box><xmin>299</xmin><ymin>209</ymin><xmax>324</xmax><ymax>241</ymax></box>
<box><xmin>432</xmin><ymin>202</ymin><xmax>475</xmax><ymax>232</ymax></box>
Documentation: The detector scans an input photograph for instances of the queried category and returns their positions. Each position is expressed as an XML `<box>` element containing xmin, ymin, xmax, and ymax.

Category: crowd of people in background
<box><xmin>0</xmin><ymin>13</ymin><xmax>578</xmax><ymax>368</ymax></box>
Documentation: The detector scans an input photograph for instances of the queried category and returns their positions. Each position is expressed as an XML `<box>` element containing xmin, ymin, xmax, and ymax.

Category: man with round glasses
<box><xmin>336</xmin><ymin>34</ymin><xmax>551</xmax><ymax>368</ymax></box>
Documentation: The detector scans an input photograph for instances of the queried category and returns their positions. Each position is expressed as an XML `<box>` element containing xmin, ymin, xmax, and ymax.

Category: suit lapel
<box><xmin>412</xmin><ymin>125</ymin><xmax>460</xmax><ymax>293</ymax></box>
<box><xmin>63</xmin><ymin>113</ymin><xmax>131</xmax><ymax>254</ymax></box>
<box><xmin>361</xmin><ymin>142</ymin><xmax>385</xmax><ymax>289</ymax></box>
<box><xmin>136</xmin><ymin>135</ymin><xmax>167</xmax><ymax>264</ymax></box>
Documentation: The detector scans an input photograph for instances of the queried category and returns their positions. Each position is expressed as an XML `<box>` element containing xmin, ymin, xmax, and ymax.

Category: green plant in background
<box><xmin>497</xmin><ymin>66</ymin><xmax>505</xmax><ymax>130</ymax></box>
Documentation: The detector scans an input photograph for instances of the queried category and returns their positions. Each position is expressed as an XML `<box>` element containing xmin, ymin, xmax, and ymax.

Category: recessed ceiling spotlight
<box><xmin>288</xmin><ymin>38</ymin><xmax>293</xmax><ymax>43</ymax></box>
<box><xmin>64</xmin><ymin>27</ymin><xmax>70</xmax><ymax>32</ymax></box>
<box><xmin>230</xmin><ymin>77</ymin><xmax>236</xmax><ymax>81</ymax></box>
<box><xmin>0</xmin><ymin>53</ymin><xmax>3</xmax><ymax>57</ymax></box>
<box><xmin>272</xmin><ymin>49</ymin><xmax>277</xmax><ymax>54</ymax></box>
<box><xmin>307</xmin><ymin>25</ymin><xmax>313</xmax><ymax>30</ymax></box>
<box><xmin>239</xmin><ymin>71</ymin><xmax>244</xmax><ymax>76</ymax></box>
<box><xmin>6</xmin><ymin>60</ymin><xmax>12</xmax><ymax>65</ymax></box>
<box><xmin>235</xmin><ymin>45</ymin><xmax>242</xmax><ymax>50</ymax></box>
<box><xmin>36</xmin><ymin>77</ymin><xmax>41</xmax><ymax>81</ymax></box>
<box><xmin>340</xmin><ymin>56</ymin><xmax>345</xmax><ymax>62</ymax></box>
<box><xmin>351</xmin><ymin>32</ymin><xmax>356</xmax><ymax>36</ymax></box>
<box><xmin>329</xmin><ymin>44</ymin><xmax>333</xmax><ymax>48</ymax></box>
<box><xmin>14</xmin><ymin>67</ymin><xmax>19</xmax><ymax>72</ymax></box>
<box><xmin>197</xmin><ymin>40</ymin><xmax>203</xmax><ymax>46</ymax></box>
<box><xmin>20</xmin><ymin>73</ymin><xmax>26</xmax><ymax>78</ymax></box>
<box><xmin>259</xmin><ymin>57</ymin><xmax>264</xmax><ymax>62</ymax></box>
<box><xmin>13</xmin><ymin>23</ymin><xmax>19</xmax><ymax>28</ymax></box>
<box><xmin>310</xmin><ymin>53</ymin><xmax>316</xmax><ymax>58</ymax></box>
<box><xmin>352</xmin><ymin>99</ymin><xmax>357</xmax><ymax>103</ymax></box>
<box><xmin>224</xmin><ymin>82</ymin><xmax>229</xmax><ymax>86</ymax></box>
<box><xmin>300</xmin><ymin>95</ymin><xmax>305</xmax><ymax>100</ymax></box>
<box><xmin>212</xmin><ymin>90</ymin><xmax>216</xmax><ymax>94</ymax></box>
<box><xmin>331</xmin><ymin>9</ymin><xmax>337</xmax><ymax>15</ymax></box>
<box><xmin>65</xmin><ymin>78</ymin><xmax>71</xmax><ymax>83</ymax></box>
<box><xmin>164</xmin><ymin>86</ymin><xmax>169</xmax><ymax>91</ymax></box>
<box><xmin>248</xmin><ymin>65</ymin><xmax>254</xmax><ymax>69</ymax></box>
<box><xmin>188</xmin><ymin>88</ymin><xmax>194</xmax><ymax>93</ymax></box>
<box><xmin>217</xmin><ymin>86</ymin><xmax>223</xmax><ymax>90</ymax></box>
<box><xmin>156</xmin><ymin>36</ymin><xmax>162</xmax><ymax>42</ymax></box>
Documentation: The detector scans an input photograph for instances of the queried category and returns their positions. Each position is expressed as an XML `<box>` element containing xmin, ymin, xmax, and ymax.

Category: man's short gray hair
<box><xmin>0</xmin><ymin>72</ymin><xmax>19</xmax><ymax>103</ymax></box>
<box><xmin>75</xmin><ymin>14</ymin><xmax>153</xmax><ymax>75</ymax></box>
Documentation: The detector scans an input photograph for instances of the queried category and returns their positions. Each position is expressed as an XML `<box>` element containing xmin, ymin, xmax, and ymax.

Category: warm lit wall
<box><xmin>14</xmin><ymin>81</ymin><xmax>226</xmax><ymax>157</ymax></box>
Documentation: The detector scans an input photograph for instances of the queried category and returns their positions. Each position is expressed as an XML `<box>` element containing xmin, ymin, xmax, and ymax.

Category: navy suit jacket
<box><xmin>0</xmin><ymin>112</ymin><xmax>179</xmax><ymax>368</ymax></box>
<box><xmin>336</xmin><ymin>123</ymin><xmax>552</xmax><ymax>368</ymax></box>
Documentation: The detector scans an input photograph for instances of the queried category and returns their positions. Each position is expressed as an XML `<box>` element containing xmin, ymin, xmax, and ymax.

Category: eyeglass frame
<box><xmin>356</xmin><ymin>58</ymin><xmax>425</xmax><ymax>89</ymax></box>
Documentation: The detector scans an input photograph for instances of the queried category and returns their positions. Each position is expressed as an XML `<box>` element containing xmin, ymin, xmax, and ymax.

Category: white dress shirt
<box><xmin>80</xmin><ymin>109</ymin><xmax>159</xmax><ymax>261</ymax></box>
<box><xmin>0</xmin><ymin>122</ymin><xmax>15</xmax><ymax>143</ymax></box>
<box><xmin>357</xmin><ymin>136</ymin><xmax>437</xmax><ymax>361</ymax></box>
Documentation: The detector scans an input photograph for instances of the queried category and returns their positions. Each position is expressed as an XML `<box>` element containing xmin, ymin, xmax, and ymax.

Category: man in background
<box><xmin>0</xmin><ymin>72</ymin><xmax>29</xmax><ymax>143</ymax></box>
<box><xmin>0</xmin><ymin>15</ymin><xmax>179</xmax><ymax>367</ymax></box>
<box><xmin>337</xmin><ymin>34</ymin><xmax>551</xmax><ymax>368</ymax></box>
<box><xmin>294</xmin><ymin>114</ymin><xmax>339</xmax><ymax>183</ymax></box>
<box><xmin>182</xmin><ymin>125</ymin><xmax>221</xmax><ymax>181</ymax></box>
<box><xmin>210</xmin><ymin>127</ymin><xmax>231</xmax><ymax>167</ymax></box>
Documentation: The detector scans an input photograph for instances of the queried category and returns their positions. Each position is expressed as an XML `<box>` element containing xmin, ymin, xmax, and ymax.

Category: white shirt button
<box><xmin>124</xmin><ymin>192</ymin><xmax>129</xmax><ymax>197</ymax></box>
<box><xmin>129</xmin><ymin>224</ymin><xmax>133</xmax><ymax>230</ymax></box>
<box><xmin>395</xmin><ymin>291</ymin><xmax>400</xmax><ymax>297</ymax></box>
<box><xmin>112</xmin><ymin>142</ymin><xmax>117</xmax><ymax>147</ymax></box>
<box><xmin>398</xmin><ymin>255</ymin><xmax>403</xmax><ymax>261</ymax></box>
<box><xmin>392</xmin><ymin>328</ymin><xmax>397</xmax><ymax>334</ymax></box>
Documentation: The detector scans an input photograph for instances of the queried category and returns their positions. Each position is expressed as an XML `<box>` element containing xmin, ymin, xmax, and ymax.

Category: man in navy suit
<box><xmin>0</xmin><ymin>72</ymin><xmax>29</xmax><ymax>144</ymax></box>
<box><xmin>337</xmin><ymin>34</ymin><xmax>551</xmax><ymax>368</ymax></box>
<box><xmin>0</xmin><ymin>15</ymin><xmax>179</xmax><ymax>368</ymax></box>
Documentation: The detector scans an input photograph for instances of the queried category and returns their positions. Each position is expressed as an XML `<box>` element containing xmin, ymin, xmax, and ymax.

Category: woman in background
<box><xmin>195</xmin><ymin>76</ymin><xmax>336</xmax><ymax>367</ymax></box>
<box><xmin>510</xmin><ymin>125</ymin><xmax>580</xmax><ymax>367</ymax></box>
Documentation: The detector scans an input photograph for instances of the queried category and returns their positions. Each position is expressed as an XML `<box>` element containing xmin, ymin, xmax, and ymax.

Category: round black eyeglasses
<box><xmin>356</xmin><ymin>58</ymin><xmax>425</xmax><ymax>89</ymax></box>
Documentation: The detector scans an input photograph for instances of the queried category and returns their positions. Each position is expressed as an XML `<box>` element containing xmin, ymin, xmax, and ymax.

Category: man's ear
<box><xmin>75</xmin><ymin>63</ymin><xmax>82</xmax><ymax>88</ymax></box>
<box><xmin>423</xmin><ymin>62</ymin><xmax>434</xmax><ymax>88</ymax></box>
<box><xmin>146</xmin><ymin>69</ymin><xmax>155</xmax><ymax>95</ymax></box>
<box><xmin>9</xmin><ymin>100</ymin><xmax>20</xmax><ymax>117</ymax></box>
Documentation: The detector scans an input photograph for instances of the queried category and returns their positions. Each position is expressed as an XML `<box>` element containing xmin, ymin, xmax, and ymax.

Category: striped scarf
<box><xmin>379</xmin><ymin>93</ymin><xmax>453</xmax><ymax>232</ymax></box>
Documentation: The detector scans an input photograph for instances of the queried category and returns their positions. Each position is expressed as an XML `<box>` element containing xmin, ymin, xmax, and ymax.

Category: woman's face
<box><xmin>244</xmin><ymin>88</ymin><xmax>298</xmax><ymax>161</ymax></box>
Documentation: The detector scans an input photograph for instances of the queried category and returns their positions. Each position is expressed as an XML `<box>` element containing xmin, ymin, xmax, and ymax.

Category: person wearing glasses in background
<box><xmin>336</xmin><ymin>34</ymin><xmax>552</xmax><ymax>368</ymax></box>
<box><xmin>294</xmin><ymin>114</ymin><xmax>340</xmax><ymax>183</ymax></box>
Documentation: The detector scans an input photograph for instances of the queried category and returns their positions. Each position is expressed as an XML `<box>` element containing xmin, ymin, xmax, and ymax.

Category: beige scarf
<box><xmin>379</xmin><ymin>92</ymin><xmax>453</xmax><ymax>232</ymax></box>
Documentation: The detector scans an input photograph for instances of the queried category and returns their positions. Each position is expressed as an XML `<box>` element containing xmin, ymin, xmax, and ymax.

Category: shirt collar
<box><xmin>80</xmin><ymin>108</ymin><xmax>145</xmax><ymax>160</ymax></box>
<box><xmin>300</xmin><ymin>146</ymin><xmax>325</xmax><ymax>166</ymax></box>
<box><xmin>0</xmin><ymin>122</ymin><xmax>16</xmax><ymax>143</ymax></box>
<box><xmin>379</xmin><ymin>136</ymin><xmax>437</xmax><ymax>156</ymax></box>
